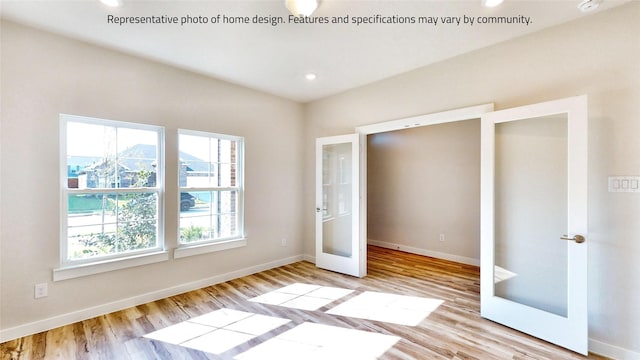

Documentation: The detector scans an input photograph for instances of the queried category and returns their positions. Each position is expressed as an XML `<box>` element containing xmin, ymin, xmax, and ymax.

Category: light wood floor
<box><xmin>1</xmin><ymin>246</ymin><xmax>608</xmax><ymax>359</ymax></box>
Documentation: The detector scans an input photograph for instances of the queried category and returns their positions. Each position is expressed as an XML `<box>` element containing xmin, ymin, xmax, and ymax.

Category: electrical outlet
<box><xmin>281</xmin><ymin>237</ymin><xmax>287</xmax><ymax>247</ymax></box>
<box><xmin>35</xmin><ymin>283</ymin><xmax>48</xmax><ymax>299</ymax></box>
<box><xmin>439</xmin><ymin>234</ymin><xmax>445</xmax><ymax>242</ymax></box>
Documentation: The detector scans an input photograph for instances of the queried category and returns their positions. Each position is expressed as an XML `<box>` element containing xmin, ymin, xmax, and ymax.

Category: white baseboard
<box><xmin>302</xmin><ymin>254</ymin><xmax>315</xmax><ymax>264</ymax></box>
<box><xmin>368</xmin><ymin>239</ymin><xmax>480</xmax><ymax>266</ymax></box>
<box><xmin>0</xmin><ymin>254</ymin><xmax>304</xmax><ymax>343</ymax></box>
<box><xmin>589</xmin><ymin>338</ymin><xmax>640</xmax><ymax>360</ymax></box>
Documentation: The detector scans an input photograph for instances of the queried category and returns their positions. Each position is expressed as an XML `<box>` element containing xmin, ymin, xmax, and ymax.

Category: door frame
<box><xmin>352</xmin><ymin>103</ymin><xmax>494</xmax><ymax>269</ymax></box>
<box><xmin>316</xmin><ymin>103</ymin><xmax>494</xmax><ymax>277</ymax></box>
<box><xmin>355</xmin><ymin>104</ymin><xmax>495</xmax><ymax>136</ymax></box>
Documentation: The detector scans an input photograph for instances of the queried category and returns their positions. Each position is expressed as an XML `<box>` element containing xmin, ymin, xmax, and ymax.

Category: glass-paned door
<box><xmin>480</xmin><ymin>95</ymin><xmax>588</xmax><ymax>354</ymax></box>
<box><xmin>316</xmin><ymin>134</ymin><xmax>366</xmax><ymax>277</ymax></box>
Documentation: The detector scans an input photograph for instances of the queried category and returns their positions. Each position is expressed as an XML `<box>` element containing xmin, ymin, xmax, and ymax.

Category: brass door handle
<box><xmin>560</xmin><ymin>234</ymin><xmax>585</xmax><ymax>243</ymax></box>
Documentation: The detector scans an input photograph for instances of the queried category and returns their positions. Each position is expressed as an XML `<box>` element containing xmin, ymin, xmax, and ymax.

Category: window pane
<box><xmin>181</xmin><ymin>161</ymin><xmax>212</xmax><ymax>187</ymax></box>
<box><xmin>179</xmin><ymin>134</ymin><xmax>210</xmax><ymax>161</ymax></box>
<box><xmin>68</xmin><ymin>122</ymin><xmax>158</xmax><ymax>189</ymax></box>
<box><xmin>178</xmin><ymin>136</ymin><xmax>238</xmax><ymax>187</ymax></box>
<box><xmin>116</xmin><ymin>127</ymin><xmax>158</xmax><ymax>188</ymax></box>
<box><xmin>219</xmin><ymin>163</ymin><xmax>231</xmax><ymax>187</ymax></box>
<box><xmin>67</xmin><ymin>122</ymin><xmax>116</xmax><ymax>159</ymax></box>
<box><xmin>209</xmin><ymin>138</ymin><xmax>219</xmax><ymax>164</ymax></box>
<box><xmin>116</xmin><ymin>193</ymin><xmax>158</xmax><ymax>248</ymax></box>
<box><xmin>66</xmin><ymin>121</ymin><xmax>117</xmax><ymax>189</ymax></box>
<box><xmin>218</xmin><ymin>213</ymin><xmax>237</xmax><ymax>238</ymax></box>
<box><xmin>216</xmin><ymin>190</ymin><xmax>238</xmax><ymax>238</ymax></box>
<box><xmin>67</xmin><ymin>193</ymin><xmax>117</xmax><ymax>260</ymax></box>
<box><xmin>219</xmin><ymin>139</ymin><xmax>232</xmax><ymax>164</ymax></box>
<box><xmin>180</xmin><ymin>191</ymin><xmax>215</xmax><ymax>243</ymax></box>
<box><xmin>179</xmin><ymin>190</ymin><xmax>240</xmax><ymax>243</ymax></box>
<box><xmin>67</xmin><ymin>192</ymin><xmax>158</xmax><ymax>260</ymax></box>
<box><xmin>219</xmin><ymin>190</ymin><xmax>237</xmax><ymax>214</ymax></box>
<box><xmin>179</xmin><ymin>134</ymin><xmax>211</xmax><ymax>186</ymax></box>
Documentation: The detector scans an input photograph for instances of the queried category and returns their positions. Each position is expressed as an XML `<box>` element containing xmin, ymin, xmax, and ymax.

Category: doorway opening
<box><xmin>356</xmin><ymin>104</ymin><xmax>493</xmax><ymax>267</ymax></box>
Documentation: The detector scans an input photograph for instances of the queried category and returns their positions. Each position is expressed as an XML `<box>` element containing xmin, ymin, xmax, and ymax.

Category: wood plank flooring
<box><xmin>1</xmin><ymin>246</ymin><xmax>608</xmax><ymax>359</ymax></box>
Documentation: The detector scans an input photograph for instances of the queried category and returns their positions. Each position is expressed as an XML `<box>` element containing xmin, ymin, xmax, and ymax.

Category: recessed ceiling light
<box><xmin>577</xmin><ymin>0</ymin><xmax>602</xmax><ymax>12</ymax></box>
<box><xmin>481</xmin><ymin>0</ymin><xmax>504</xmax><ymax>7</ymax></box>
<box><xmin>286</xmin><ymin>0</ymin><xmax>320</xmax><ymax>17</ymax></box>
<box><xmin>100</xmin><ymin>0</ymin><xmax>123</xmax><ymax>7</ymax></box>
<box><xmin>305</xmin><ymin>73</ymin><xmax>317</xmax><ymax>81</ymax></box>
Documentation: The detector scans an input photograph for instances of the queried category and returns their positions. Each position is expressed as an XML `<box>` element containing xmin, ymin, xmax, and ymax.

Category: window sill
<box><xmin>53</xmin><ymin>251</ymin><xmax>170</xmax><ymax>281</ymax></box>
<box><xmin>174</xmin><ymin>238</ymin><xmax>247</xmax><ymax>259</ymax></box>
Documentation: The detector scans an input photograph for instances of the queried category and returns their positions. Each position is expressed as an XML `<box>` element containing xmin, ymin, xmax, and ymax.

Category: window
<box><xmin>321</xmin><ymin>143</ymin><xmax>352</xmax><ymax>220</ymax></box>
<box><xmin>178</xmin><ymin>130</ymin><xmax>244</xmax><ymax>246</ymax></box>
<box><xmin>61</xmin><ymin>114</ymin><xmax>164</xmax><ymax>265</ymax></box>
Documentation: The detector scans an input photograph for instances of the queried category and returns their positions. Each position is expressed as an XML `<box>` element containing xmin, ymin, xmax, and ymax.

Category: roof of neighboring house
<box><xmin>179</xmin><ymin>154</ymin><xmax>209</xmax><ymax>172</ymax></box>
<box><xmin>67</xmin><ymin>144</ymin><xmax>209</xmax><ymax>173</ymax></box>
<box><xmin>117</xmin><ymin>144</ymin><xmax>157</xmax><ymax>172</ymax></box>
<box><xmin>67</xmin><ymin>156</ymin><xmax>102</xmax><ymax>168</ymax></box>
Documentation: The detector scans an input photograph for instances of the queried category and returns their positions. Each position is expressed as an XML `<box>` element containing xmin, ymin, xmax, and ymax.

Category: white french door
<box><xmin>480</xmin><ymin>95</ymin><xmax>588</xmax><ymax>354</ymax></box>
<box><xmin>315</xmin><ymin>134</ymin><xmax>366</xmax><ymax>277</ymax></box>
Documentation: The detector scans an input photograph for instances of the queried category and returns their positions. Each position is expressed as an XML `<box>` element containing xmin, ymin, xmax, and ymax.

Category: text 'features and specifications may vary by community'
<box><xmin>105</xmin><ymin>14</ymin><xmax>532</xmax><ymax>27</ymax></box>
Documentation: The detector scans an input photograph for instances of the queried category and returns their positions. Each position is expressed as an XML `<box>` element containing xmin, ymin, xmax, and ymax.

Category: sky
<box><xmin>65</xmin><ymin>119</ymin><xmax>231</xmax><ymax>164</ymax></box>
<box><xmin>66</xmin><ymin>120</ymin><xmax>158</xmax><ymax>158</ymax></box>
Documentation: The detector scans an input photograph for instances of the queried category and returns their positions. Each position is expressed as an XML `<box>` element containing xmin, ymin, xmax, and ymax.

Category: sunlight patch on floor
<box><xmin>234</xmin><ymin>322</ymin><xmax>401</xmax><ymax>360</ymax></box>
<box><xmin>326</xmin><ymin>291</ymin><xmax>444</xmax><ymax>326</ymax></box>
<box><xmin>143</xmin><ymin>284</ymin><xmax>444</xmax><ymax>356</ymax></box>
<box><xmin>248</xmin><ymin>282</ymin><xmax>355</xmax><ymax>311</ymax></box>
<box><xmin>143</xmin><ymin>309</ymin><xmax>290</xmax><ymax>354</ymax></box>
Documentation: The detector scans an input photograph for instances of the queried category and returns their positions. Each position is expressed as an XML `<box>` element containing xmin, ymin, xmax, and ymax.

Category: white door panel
<box><xmin>316</xmin><ymin>134</ymin><xmax>366</xmax><ymax>277</ymax></box>
<box><xmin>480</xmin><ymin>95</ymin><xmax>588</xmax><ymax>354</ymax></box>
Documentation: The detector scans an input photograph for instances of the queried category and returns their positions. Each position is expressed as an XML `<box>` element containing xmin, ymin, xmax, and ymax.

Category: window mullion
<box><xmin>66</xmin><ymin>187</ymin><xmax>157</xmax><ymax>194</ymax></box>
<box><xmin>179</xmin><ymin>186</ymin><xmax>237</xmax><ymax>192</ymax></box>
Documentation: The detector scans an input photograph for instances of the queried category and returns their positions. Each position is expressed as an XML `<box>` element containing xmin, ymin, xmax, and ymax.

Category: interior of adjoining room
<box><xmin>366</xmin><ymin>119</ymin><xmax>481</xmax><ymax>267</ymax></box>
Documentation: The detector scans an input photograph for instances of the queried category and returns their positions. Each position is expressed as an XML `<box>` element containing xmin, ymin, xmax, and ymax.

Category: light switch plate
<box><xmin>608</xmin><ymin>176</ymin><xmax>640</xmax><ymax>192</ymax></box>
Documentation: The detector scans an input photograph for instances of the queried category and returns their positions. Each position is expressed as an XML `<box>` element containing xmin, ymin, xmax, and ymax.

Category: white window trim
<box><xmin>176</xmin><ymin>129</ymin><xmax>245</xmax><ymax>258</ymax></box>
<box><xmin>53</xmin><ymin>251</ymin><xmax>169</xmax><ymax>281</ymax></box>
<box><xmin>58</xmin><ymin>114</ymin><xmax>165</xmax><ymax>276</ymax></box>
<box><xmin>173</xmin><ymin>238</ymin><xmax>247</xmax><ymax>259</ymax></box>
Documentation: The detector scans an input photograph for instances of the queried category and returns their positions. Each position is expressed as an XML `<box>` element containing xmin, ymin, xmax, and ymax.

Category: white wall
<box><xmin>303</xmin><ymin>3</ymin><xmax>640</xmax><ymax>356</ymax></box>
<box><xmin>0</xmin><ymin>20</ymin><xmax>305</xmax><ymax>338</ymax></box>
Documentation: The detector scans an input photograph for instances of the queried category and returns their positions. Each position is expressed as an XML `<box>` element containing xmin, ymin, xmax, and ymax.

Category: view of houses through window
<box><xmin>62</xmin><ymin>115</ymin><xmax>245</xmax><ymax>265</ymax></box>
<box><xmin>63</xmin><ymin>115</ymin><xmax>164</xmax><ymax>262</ymax></box>
<box><xmin>178</xmin><ymin>130</ymin><xmax>244</xmax><ymax>245</ymax></box>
